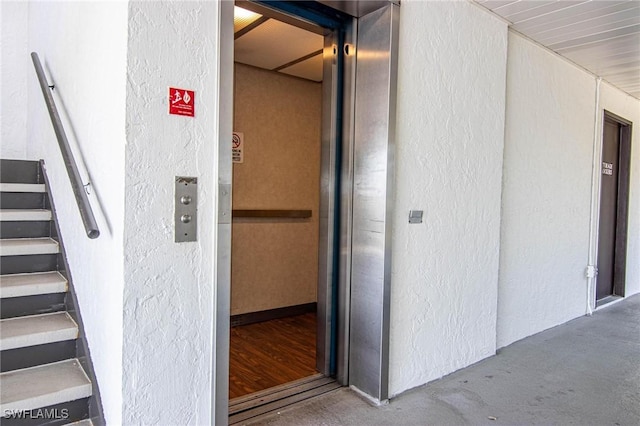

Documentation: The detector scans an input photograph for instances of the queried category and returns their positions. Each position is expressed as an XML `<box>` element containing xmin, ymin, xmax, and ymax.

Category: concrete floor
<box><xmin>252</xmin><ymin>294</ymin><xmax>640</xmax><ymax>425</ymax></box>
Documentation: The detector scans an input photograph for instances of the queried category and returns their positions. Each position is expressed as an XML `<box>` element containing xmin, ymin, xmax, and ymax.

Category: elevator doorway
<box><xmin>596</xmin><ymin>111</ymin><xmax>632</xmax><ymax>306</ymax></box>
<box><xmin>215</xmin><ymin>2</ymin><xmax>400</xmax><ymax>423</ymax></box>
<box><xmin>227</xmin><ymin>1</ymin><xmax>349</xmax><ymax>414</ymax></box>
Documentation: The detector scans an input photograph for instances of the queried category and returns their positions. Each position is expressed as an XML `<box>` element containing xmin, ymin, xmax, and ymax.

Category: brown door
<box><xmin>596</xmin><ymin>114</ymin><xmax>631</xmax><ymax>301</ymax></box>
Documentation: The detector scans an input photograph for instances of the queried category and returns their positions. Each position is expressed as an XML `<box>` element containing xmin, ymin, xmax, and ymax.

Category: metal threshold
<box><xmin>595</xmin><ymin>295</ymin><xmax>623</xmax><ymax>309</ymax></box>
<box><xmin>229</xmin><ymin>374</ymin><xmax>341</xmax><ymax>425</ymax></box>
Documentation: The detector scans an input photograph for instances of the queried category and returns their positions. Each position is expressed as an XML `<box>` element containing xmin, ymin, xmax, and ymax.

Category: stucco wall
<box><xmin>497</xmin><ymin>32</ymin><xmax>640</xmax><ymax>349</ymax></box>
<box><xmin>123</xmin><ymin>1</ymin><xmax>220</xmax><ymax>424</ymax></box>
<box><xmin>232</xmin><ymin>63</ymin><xmax>321</xmax><ymax>315</ymax></box>
<box><xmin>26</xmin><ymin>1</ymin><xmax>127</xmax><ymax>423</ymax></box>
<box><xmin>599</xmin><ymin>82</ymin><xmax>640</xmax><ymax>299</ymax></box>
<box><xmin>389</xmin><ymin>0</ymin><xmax>508</xmax><ymax>397</ymax></box>
<box><xmin>1</xmin><ymin>1</ymin><xmax>29</xmax><ymax>159</ymax></box>
<box><xmin>497</xmin><ymin>32</ymin><xmax>596</xmax><ymax>348</ymax></box>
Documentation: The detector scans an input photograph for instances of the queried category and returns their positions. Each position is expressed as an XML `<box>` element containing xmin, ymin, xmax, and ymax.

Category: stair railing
<box><xmin>31</xmin><ymin>52</ymin><xmax>100</xmax><ymax>239</ymax></box>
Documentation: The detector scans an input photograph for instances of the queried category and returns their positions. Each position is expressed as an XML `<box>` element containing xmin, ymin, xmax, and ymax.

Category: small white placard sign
<box><xmin>233</xmin><ymin>132</ymin><xmax>244</xmax><ymax>164</ymax></box>
<box><xmin>602</xmin><ymin>162</ymin><xmax>613</xmax><ymax>176</ymax></box>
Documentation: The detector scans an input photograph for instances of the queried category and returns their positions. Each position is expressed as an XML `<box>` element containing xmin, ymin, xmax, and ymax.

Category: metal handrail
<box><xmin>31</xmin><ymin>52</ymin><xmax>100</xmax><ymax>239</ymax></box>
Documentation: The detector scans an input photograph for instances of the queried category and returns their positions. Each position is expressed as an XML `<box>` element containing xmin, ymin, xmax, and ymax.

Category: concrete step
<box><xmin>0</xmin><ymin>209</ymin><xmax>52</xmax><ymax>222</ymax></box>
<box><xmin>0</xmin><ymin>272</ymin><xmax>68</xmax><ymax>299</ymax></box>
<box><xmin>0</xmin><ymin>312</ymin><xmax>78</xmax><ymax>351</ymax></box>
<box><xmin>0</xmin><ymin>238</ymin><xmax>59</xmax><ymax>256</ymax></box>
<box><xmin>0</xmin><ymin>183</ymin><xmax>45</xmax><ymax>193</ymax></box>
<box><xmin>0</xmin><ymin>359</ymin><xmax>92</xmax><ymax>415</ymax></box>
<box><xmin>64</xmin><ymin>419</ymin><xmax>94</xmax><ymax>426</ymax></box>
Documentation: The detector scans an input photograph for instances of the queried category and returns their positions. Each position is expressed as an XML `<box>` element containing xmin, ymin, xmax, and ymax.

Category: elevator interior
<box><xmin>229</xmin><ymin>3</ymin><xmax>325</xmax><ymax>399</ymax></box>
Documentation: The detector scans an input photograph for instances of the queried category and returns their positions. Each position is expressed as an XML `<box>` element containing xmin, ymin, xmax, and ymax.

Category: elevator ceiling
<box><xmin>234</xmin><ymin>5</ymin><xmax>324</xmax><ymax>82</ymax></box>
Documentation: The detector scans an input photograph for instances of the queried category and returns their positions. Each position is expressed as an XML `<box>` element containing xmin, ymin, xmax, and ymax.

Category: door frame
<box><xmin>595</xmin><ymin>110</ymin><xmax>633</xmax><ymax>305</ymax></box>
<box><xmin>214</xmin><ymin>2</ymin><xmax>399</xmax><ymax>423</ymax></box>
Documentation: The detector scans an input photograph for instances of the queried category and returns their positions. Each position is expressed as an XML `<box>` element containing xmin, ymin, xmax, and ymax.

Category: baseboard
<box><xmin>231</xmin><ymin>302</ymin><xmax>317</xmax><ymax>327</ymax></box>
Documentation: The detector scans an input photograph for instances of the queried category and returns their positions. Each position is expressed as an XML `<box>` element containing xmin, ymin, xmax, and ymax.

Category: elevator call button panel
<box><xmin>175</xmin><ymin>176</ymin><xmax>197</xmax><ymax>242</ymax></box>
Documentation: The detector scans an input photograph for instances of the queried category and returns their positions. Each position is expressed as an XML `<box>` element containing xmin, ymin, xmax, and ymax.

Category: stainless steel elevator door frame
<box><xmin>316</xmin><ymin>15</ymin><xmax>358</xmax><ymax>386</ymax></box>
<box><xmin>348</xmin><ymin>3</ymin><xmax>399</xmax><ymax>403</ymax></box>
<box><xmin>215</xmin><ymin>2</ymin><xmax>400</xmax><ymax>422</ymax></box>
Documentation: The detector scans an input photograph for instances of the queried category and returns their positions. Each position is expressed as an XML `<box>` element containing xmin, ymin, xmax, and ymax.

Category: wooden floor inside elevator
<box><xmin>229</xmin><ymin>313</ymin><xmax>318</xmax><ymax>399</ymax></box>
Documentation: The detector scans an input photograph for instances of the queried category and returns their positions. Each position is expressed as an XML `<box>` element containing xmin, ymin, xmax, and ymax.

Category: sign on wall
<box><xmin>602</xmin><ymin>162</ymin><xmax>613</xmax><ymax>176</ymax></box>
<box><xmin>233</xmin><ymin>132</ymin><xmax>244</xmax><ymax>163</ymax></box>
<box><xmin>168</xmin><ymin>87</ymin><xmax>195</xmax><ymax>117</ymax></box>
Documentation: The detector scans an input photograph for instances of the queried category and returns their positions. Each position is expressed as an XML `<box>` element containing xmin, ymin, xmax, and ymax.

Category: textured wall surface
<box><xmin>232</xmin><ymin>64</ymin><xmax>321</xmax><ymax>315</ymax></box>
<box><xmin>499</xmin><ymin>33</ymin><xmax>597</xmax><ymax>348</ymax></box>
<box><xmin>1</xmin><ymin>1</ymin><xmax>29</xmax><ymax>159</ymax></box>
<box><xmin>26</xmin><ymin>2</ymin><xmax>127</xmax><ymax>423</ymax></box>
<box><xmin>389</xmin><ymin>0</ymin><xmax>508</xmax><ymax>397</ymax></box>
<box><xmin>123</xmin><ymin>1</ymin><xmax>219</xmax><ymax>424</ymax></box>
<box><xmin>598</xmin><ymin>82</ymin><xmax>640</xmax><ymax>299</ymax></box>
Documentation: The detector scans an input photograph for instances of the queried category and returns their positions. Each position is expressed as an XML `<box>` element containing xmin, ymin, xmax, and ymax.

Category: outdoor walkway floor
<box><xmin>251</xmin><ymin>294</ymin><xmax>640</xmax><ymax>425</ymax></box>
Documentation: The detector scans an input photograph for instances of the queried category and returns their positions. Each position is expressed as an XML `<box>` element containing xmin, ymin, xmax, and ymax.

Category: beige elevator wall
<box><xmin>231</xmin><ymin>63</ymin><xmax>322</xmax><ymax>316</ymax></box>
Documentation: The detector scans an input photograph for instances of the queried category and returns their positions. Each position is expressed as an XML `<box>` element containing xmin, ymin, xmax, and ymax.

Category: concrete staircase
<box><xmin>0</xmin><ymin>160</ymin><xmax>100</xmax><ymax>425</ymax></box>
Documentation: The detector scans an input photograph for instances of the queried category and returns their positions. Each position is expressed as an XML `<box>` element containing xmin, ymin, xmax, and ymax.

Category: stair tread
<box><xmin>0</xmin><ymin>272</ymin><xmax>68</xmax><ymax>298</ymax></box>
<box><xmin>0</xmin><ymin>359</ymin><xmax>92</xmax><ymax>414</ymax></box>
<box><xmin>0</xmin><ymin>183</ymin><xmax>45</xmax><ymax>193</ymax></box>
<box><xmin>65</xmin><ymin>420</ymin><xmax>94</xmax><ymax>426</ymax></box>
<box><xmin>0</xmin><ymin>238</ymin><xmax>59</xmax><ymax>256</ymax></box>
<box><xmin>0</xmin><ymin>312</ymin><xmax>78</xmax><ymax>351</ymax></box>
<box><xmin>0</xmin><ymin>209</ymin><xmax>52</xmax><ymax>222</ymax></box>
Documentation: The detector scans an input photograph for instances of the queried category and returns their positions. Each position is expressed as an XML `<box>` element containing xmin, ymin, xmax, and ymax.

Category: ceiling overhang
<box><xmin>476</xmin><ymin>0</ymin><xmax>640</xmax><ymax>99</ymax></box>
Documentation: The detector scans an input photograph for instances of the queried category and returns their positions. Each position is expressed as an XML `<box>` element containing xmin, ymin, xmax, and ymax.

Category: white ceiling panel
<box><xmin>279</xmin><ymin>53</ymin><xmax>324</xmax><ymax>82</ymax></box>
<box><xmin>520</xmin><ymin>1</ymin><xmax>639</xmax><ymax>33</ymax></box>
<box><xmin>549</xmin><ymin>24</ymin><xmax>640</xmax><ymax>50</ymax></box>
<box><xmin>235</xmin><ymin>18</ymin><xmax>324</xmax><ymax>72</ymax></box>
<box><xmin>504</xmin><ymin>1</ymin><xmax>585</xmax><ymax>23</ymax></box>
<box><xmin>490</xmin><ymin>0</ymin><xmax>558</xmax><ymax>17</ymax></box>
<box><xmin>536</xmin><ymin>16</ymin><xmax>639</xmax><ymax>45</ymax></box>
<box><xmin>477</xmin><ymin>0</ymin><xmax>640</xmax><ymax>99</ymax></box>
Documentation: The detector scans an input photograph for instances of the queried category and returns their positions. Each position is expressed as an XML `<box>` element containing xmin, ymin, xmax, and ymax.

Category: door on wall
<box><xmin>227</xmin><ymin>0</ymin><xmax>350</xmax><ymax>409</ymax></box>
<box><xmin>596</xmin><ymin>112</ymin><xmax>632</xmax><ymax>303</ymax></box>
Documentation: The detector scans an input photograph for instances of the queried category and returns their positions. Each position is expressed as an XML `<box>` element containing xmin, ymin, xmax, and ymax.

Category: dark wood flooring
<box><xmin>229</xmin><ymin>313</ymin><xmax>317</xmax><ymax>399</ymax></box>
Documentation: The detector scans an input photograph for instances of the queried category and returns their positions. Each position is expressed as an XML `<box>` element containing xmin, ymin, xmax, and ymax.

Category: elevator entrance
<box><xmin>215</xmin><ymin>2</ymin><xmax>400</xmax><ymax>423</ymax></box>
<box><xmin>227</xmin><ymin>2</ymin><xmax>351</xmax><ymax>420</ymax></box>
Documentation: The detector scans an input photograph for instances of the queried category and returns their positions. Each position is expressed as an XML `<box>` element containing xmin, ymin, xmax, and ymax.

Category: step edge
<box><xmin>0</xmin><ymin>312</ymin><xmax>79</xmax><ymax>351</ymax></box>
<box><xmin>0</xmin><ymin>359</ymin><xmax>92</xmax><ymax>413</ymax></box>
<box><xmin>0</xmin><ymin>184</ymin><xmax>46</xmax><ymax>193</ymax></box>
<box><xmin>0</xmin><ymin>238</ymin><xmax>60</xmax><ymax>257</ymax></box>
<box><xmin>0</xmin><ymin>210</ymin><xmax>52</xmax><ymax>221</ymax></box>
<box><xmin>0</xmin><ymin>271</ymin><xmax>68</xmax><ymax>298</ymax></box>
<box><xmin>0</xmin><ymin>383</ymin><xmax>93</xmax><ymax>416</ymax></box>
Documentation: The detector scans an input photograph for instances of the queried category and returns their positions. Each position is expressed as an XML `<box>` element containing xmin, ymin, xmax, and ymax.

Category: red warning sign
<box><xmin>168</xmin><ymin>87</ymin><xmax>195</xmax><ymax>117</ymax></box>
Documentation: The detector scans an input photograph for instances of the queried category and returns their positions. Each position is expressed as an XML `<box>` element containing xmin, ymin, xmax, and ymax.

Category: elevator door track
<box><xmin>229</xmin><ymin>374</ymin><xmax>341</xmax><ymax>424</ymax></box>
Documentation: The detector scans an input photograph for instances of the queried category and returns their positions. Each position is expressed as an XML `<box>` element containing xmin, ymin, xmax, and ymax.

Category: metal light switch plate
<box><xmin>175</xmin><ymin>177</ymin><xmax>197</xmax><ymax>242</ymax></box>
<box><xmin>409</xmin><ymin>210</ymin><xmax>423</xmax><ymax>224</ymax></box>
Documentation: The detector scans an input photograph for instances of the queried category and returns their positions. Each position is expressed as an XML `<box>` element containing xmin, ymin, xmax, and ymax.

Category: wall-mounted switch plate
<box><xmin>409</xmin><ymin>210</ymin><xmax>423</xmax><ymax>224</ymax></box>
<box><xmin>175</xmin><ymin>177</ymin><xmax>197</xmax><ymax>242</ymax></box>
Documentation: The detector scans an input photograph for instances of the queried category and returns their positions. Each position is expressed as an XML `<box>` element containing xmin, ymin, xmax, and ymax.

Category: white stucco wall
<box><xmin>389</xmin><ymin>0</ymin><xmax>508</xmax><ymax>397</ymax></box>
<box><xmin>599</xmin><ymin>82</ymin><xmax>640</xmax><ymax>299</ymax></box>
<box><xmin>496</xmin><ymin>32</ymin><xmax>640</xmax><ymax>349</ymax></box>
<box><xmin>26</xmin><ymin>1</ymin><xmax>127</xmax><ymax>423</ymax></box>
<box><xmin>123</xmin><ymin>1</ymin><xmax>220</xmax><ymax>424</ymax></box>
<box><xmin>1</xmin><ymin>1</ymin><xmax>29</xmax><ymax>159</ymax></box>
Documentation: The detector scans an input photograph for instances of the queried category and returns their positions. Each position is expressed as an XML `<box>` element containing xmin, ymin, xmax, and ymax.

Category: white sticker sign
<box><xmin>602</xmin><ymin>162</ymin><xmax>613</xmax><ymax>176</ymax></box>
<box><xmin>232</xmin><ymin>132</ymin><xmax>244</xmax><ymax>163</ymax></box>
